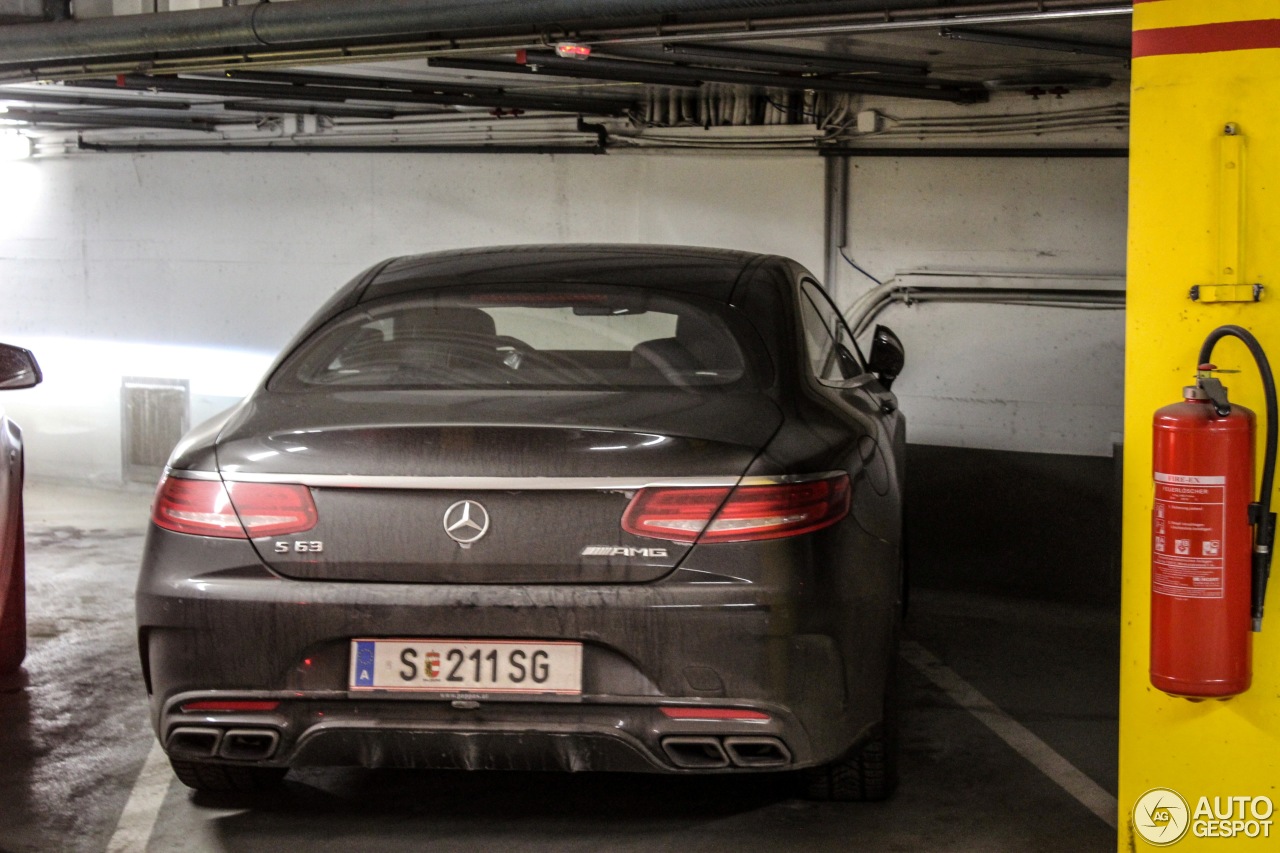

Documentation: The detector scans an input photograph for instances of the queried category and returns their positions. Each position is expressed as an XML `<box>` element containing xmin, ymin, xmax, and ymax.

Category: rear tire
<box><xmin>169</xmin><ymin>759</ymin><xmax>287</xmax><ymax>793</ymax></box>
<box><xmin>802</xmin><ymin>720</ymin><xmax>896</xmax><ymax>802</ymax></box>
<box><xmin>805</xmin><ymin>611</ymin><xmax>901</xmax><ymax>802</ymax></box>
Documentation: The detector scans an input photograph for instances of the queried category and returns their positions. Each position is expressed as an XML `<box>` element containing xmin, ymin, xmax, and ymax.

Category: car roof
<box><xmin>362</xmin><ymin>244</ymin><xmax>776</xmax><ymax>304</ymax></box>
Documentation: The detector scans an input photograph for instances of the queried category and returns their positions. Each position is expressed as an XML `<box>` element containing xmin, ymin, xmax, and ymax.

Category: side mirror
<box><xmin>868</xmin><ymin>325</ymin><xmax>904</xmax><ymax>391</ymax></box>
<box><xmin>0</xmin><ymin>343</ymin><xmax>41</xmax><ymax>390</ymax></box>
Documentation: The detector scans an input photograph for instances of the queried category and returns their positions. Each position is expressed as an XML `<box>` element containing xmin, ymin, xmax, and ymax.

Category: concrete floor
<box><xmin>0</xmin><ymin>482</ymin><xmax>1119</xmax><ymax>853</ymax></box>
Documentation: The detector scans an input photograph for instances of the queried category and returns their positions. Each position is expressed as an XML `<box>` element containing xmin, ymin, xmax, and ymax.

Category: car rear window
<box><xmin>271</xmin><ymin>286</ymin><xmax>760</xmax><ymax>392</ymax></box>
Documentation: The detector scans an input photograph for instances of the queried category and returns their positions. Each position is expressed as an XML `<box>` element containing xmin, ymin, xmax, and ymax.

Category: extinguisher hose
<box><xmin>1199</xmin><ymin>324</ymin><xmax>1277</xmax><ymax>631</ymax></box>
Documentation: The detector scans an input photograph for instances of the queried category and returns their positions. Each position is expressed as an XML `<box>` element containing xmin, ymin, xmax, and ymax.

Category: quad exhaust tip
<box><xmin>166</xmin><ymin>727</ymin><xmax>223</xmax><ymax>758</ymax></box>
<box><xmin>723</xmin><ymin>736</ymin><xmax>792</xmax><ymax>768</ymax></box>
<box><xmin>661</xmin><ymin>735</ymin><xmax>792</xmax><ymax>769</ymax></box>
<box><xmin>166</xmin><ymin>726</ymin><xmax>279</xmax><ymax>761</ymax></box>
<box><xmin>661</xmin><ymin>736</ymin><xmax>730</xmax><ymax>769</ymax></box>
<box><xmin>219</xmin><ymin>728</ymin><xmax>280</xmax><ymax>760</ymax></box>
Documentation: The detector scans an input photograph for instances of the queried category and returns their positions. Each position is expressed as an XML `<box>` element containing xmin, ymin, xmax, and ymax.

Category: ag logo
<box><xmin>1134</xmin><ymin>787</ymin><xmax>1190</xmax><ymax>846</ymax></box>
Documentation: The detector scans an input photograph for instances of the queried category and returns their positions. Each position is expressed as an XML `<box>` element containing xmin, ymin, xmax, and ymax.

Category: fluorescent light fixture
<box><xmin>0</xmin><ymin>133</ymin><xmax>32</xmax><ymax>161</ymax></box>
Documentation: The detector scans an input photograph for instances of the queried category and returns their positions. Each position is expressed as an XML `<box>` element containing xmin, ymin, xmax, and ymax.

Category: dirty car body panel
<box><xmin>136</xmin><ymin>245</ymin><xmax>905</xmax><ymax>794</ymax></box>
<box><xmin>0</xmin><ymin>343</ymin><xmax>40</xmax><ymax>675</ymax></box>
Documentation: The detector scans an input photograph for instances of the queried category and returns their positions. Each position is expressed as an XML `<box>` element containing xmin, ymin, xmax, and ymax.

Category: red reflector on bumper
<box><xmin>180</xmin><ymin>700</ymin><xmax>281</xmax><ymax>713</ymax></box>
<box><xmin>659</xmin><ymin>707</ymin><xmax>770</xmax><ymax>721</ymax></box>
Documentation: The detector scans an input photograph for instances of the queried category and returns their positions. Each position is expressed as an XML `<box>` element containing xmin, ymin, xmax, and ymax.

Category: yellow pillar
<box><xmin>1123</xmin><ymin>1</ymin><xmax>1280</xmax><ymax>849</ymax></box>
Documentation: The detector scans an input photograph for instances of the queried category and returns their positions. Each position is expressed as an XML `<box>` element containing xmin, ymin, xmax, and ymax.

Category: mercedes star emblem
<box><xmin>443</xmin><ymin>500</ymin><xmax>490</xmax><ymax>548</ymax></box>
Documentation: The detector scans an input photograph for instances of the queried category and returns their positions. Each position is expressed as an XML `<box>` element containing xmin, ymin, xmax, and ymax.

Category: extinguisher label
<box><xmin>1153</xmin><ymin>473</ymin><xmax>1227</xmax><ymax>598</ymax></box>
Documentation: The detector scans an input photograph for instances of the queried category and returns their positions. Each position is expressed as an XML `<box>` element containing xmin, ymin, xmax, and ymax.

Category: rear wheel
<box><xmin>802</xmin><ymin>722</ymin><xmax>896</xmax><ymax>802</ymax></box>
<box><xmin>805</xmin><ymin>596</ymin><xmax>902</xmax><ymax>802</ymax></box>
<box><xmin>169</xmin><ymin>759</ymin><xmax>287</xmax><ymax>793</ymax></box>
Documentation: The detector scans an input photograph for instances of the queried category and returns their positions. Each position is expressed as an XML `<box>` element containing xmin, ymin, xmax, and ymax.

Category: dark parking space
<box><xmin>0</xmin><ymin>483</ymin><xmax>1116</xmax><ymax>852</ymax></box>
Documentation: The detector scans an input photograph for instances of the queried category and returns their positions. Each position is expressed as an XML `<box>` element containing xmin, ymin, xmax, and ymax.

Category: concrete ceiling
<box><xmin>0</xmin><ymin>1</ymin><xmax>1133</xmax><ymax>155</ymax></box>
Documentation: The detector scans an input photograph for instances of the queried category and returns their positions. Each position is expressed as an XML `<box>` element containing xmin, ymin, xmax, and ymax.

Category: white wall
<box><xmin>831</xmin><ymin>157</ymin><xmax>1128</xmax><ymax>456</ymax></box>
<box><xmin>0</xmin><ymin>150</ymin><xmax>1127</xmax><ymax>484</ymax></box>
<box><xmin>0</xmin><ymin>152</ymin><xmax>824</xmax><ymax>483</ymax></box>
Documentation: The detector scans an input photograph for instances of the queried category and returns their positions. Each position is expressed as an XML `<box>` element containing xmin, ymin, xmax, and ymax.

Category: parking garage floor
<box><xmin>0</xmin><ymin>482</ymin><xmax>1119</xmax><ymax>852</ymax></box>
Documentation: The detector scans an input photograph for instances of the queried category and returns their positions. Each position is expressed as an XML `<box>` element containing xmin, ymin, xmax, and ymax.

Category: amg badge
<box><xmin>581</xmin><ymin>546</ymin><xmax>669</xmax><ymax>558</ymax></box>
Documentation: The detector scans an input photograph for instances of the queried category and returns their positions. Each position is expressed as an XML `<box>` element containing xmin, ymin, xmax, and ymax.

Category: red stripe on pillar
<box><xmin>1134</xmin><ymin>19</ymin><xmax>1280</xmax><ymax>57</ymax></box>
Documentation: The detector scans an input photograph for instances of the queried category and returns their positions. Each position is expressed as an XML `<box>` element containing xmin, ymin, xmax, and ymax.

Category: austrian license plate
<box><xmin>348</xmin><ymin>639</ymin><xmax>583</xmax><ymax>696</ymax></box>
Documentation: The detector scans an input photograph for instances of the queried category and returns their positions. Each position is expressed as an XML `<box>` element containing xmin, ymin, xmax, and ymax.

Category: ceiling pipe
<box><xmin>819</xmin><ymin>146</ymin><xmax>1127</xmax><ymax>157</ymax></box>
<box><xmin>75</xmin><ymin>140</ymin><xmax>607</xmax><ymax>155</ymax></box>
<box><xmin>72</xmin><ymin>74</ymin><xmax>636</xmax><ymax>117</ymax></box>
<box><xmin>435</xmin><ymin>53</ymin><xmax>988</xmax><ymax>103</ymax></box>
<box><xmin>939</xmin><ymin>27</ymin><xmax>1131</xmax><ymax>59</ymax></box>
<box><xmin>616</xmin><ymin>44</ymin><xmax>930</xmax><ymax>77</ymax></box>
<box><xmin>593</xmin><ymin>5</ymin><xmax>1131</xmax><ymax>47</ymax></box>
<box><xmin>0</xmin><ymin>89</ymin><xmax>194</xmax><ymax>110</ymax></box>
<box><xmin>218</xmin><ymin>68</ymin><xmax>639</xmax><ymax>114</ymax></box>
<box><xmin>0</xmin><ymin>0</ymin><xmax>845</xmax><ymax>67</ymax></box>
<box><xmin>430</xmin><ymin>57</ymin><xmax>705</xmax><ymax>91</ymax></box>
<box><xmin>218</xmin><ymin>101</ymin><xmax>411</xmax><ymax>120</ymax></box>
<box><xmin>0</xmin><ymin>1</ymin><xmax>1131</xmax><ymax>80</ymax></box>
<box><xmin>4</xmin><ymin>107</ymin><xmax>229</xmax><ymax>131</ymax></box>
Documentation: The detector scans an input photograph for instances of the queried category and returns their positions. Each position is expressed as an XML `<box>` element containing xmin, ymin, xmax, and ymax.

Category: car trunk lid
<box><xmin>215</xmin><ymin>390</ymin><xmax>781</xmax><ymax>583</ymax></box>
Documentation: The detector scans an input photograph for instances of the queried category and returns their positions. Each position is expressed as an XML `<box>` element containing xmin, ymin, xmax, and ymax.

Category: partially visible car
<box><xmin>0</xmin><ymin>343</ymin><xmax>42</xmax><ymax>675</ymax></box>
<box><xmin>137</xmin><ymin>245</ymin><xmax>907</xmax><ymax>800</ymax></box>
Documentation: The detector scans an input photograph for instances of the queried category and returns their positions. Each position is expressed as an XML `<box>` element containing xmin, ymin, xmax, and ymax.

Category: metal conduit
<box><xmin>848</xmin><ymin>286</ymin><xmax>1124</xmax><ymax>336</ymax></box>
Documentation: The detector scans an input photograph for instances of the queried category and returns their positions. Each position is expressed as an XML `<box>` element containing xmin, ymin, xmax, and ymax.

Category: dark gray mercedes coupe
<box><xmin>137</xmin><ymin>244</ymin><xmax>906</xmax><ymax>800</ymax></box>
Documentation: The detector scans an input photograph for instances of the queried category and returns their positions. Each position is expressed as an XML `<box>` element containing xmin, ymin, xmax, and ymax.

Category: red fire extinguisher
<box><xmin>1150</xmin><ymin>325</ymin><xmax>1277</xmax><ymax>699</ymax></box>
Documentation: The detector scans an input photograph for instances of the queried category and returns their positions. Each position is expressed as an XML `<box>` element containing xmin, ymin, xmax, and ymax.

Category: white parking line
<box><xmin>107</xmin><ymin>740</ymin><xmax>172</xmax><ymax>852</ymax></box>
<box><xmin>900</xmin><ymin>640</ymin><xmax>1118</xmax><ymax>829</ymax></box>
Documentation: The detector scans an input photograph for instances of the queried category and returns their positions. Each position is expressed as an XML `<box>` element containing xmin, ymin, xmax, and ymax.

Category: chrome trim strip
<box><xmin>172</xmin><ymin>470</ymin><xmax>846</xmax><ymax>490</ymax></box>
<box><xmin>165</xmin><ymin>468</ymin><xmax>220</xmax><ymax>481</ymax></box>
<box><xmin>218</xmin><ymin>473</ymin><xmax>742</xmax><ymax>490</ymax></box>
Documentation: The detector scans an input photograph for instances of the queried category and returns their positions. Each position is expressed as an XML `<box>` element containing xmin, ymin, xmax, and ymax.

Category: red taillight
<box><xmin>152</xmin><ymin>477</ymin><xmax>246</xmax><ymax>538</ymax></box>
<box><xmin>152</xmin><ymin>475</ymin><xmax>317</xmax><ymax>539</ymax></box>
<box><xmin>621</xmin><ymin>486</ymin><xmax>733</xmax><ymax>543</ymax></box>
<box><xmin>659</xmin><ymin>707</ymin><xmax>771</xmax><ymax>721</ymax></box>
<box><xmin>226</xmin><ymin>481</ymin><xmax>319</xmax><ymax>538</ymax></box>
<box><xmin>180</xmin><ymin>700</ymin><xmax>281</xmax><ymax>713</ymax></box>
<box><xmin>622</xmin><ymin>474</ymin><xmax>850</xmax><ymax>544</ymax></box>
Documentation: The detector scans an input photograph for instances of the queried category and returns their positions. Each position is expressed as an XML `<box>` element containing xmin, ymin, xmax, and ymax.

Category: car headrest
<box><xmin>396</xmin><ymin>307</ymin><xmax>497</xmax><ymax>338</ymax></box>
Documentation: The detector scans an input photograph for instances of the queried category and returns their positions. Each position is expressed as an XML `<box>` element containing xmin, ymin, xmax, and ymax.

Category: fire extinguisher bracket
<box><xmin>1189</xmin><ymin>283</ymin><xmax>1264</xmax><ymax>303</ymax></box>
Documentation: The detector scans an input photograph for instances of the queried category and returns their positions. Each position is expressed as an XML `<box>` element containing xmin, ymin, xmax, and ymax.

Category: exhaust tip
<box><xmin>166</xmin><ymin>727</ymin><xmax>223</xmax><ymax>758</ymax></box>
<box><xmin>661</xmin><ymin>736</ymin><xmax>730</xmax><ymax>769</ymax></box>
<box><xmin>724</xmin><ymin>736</ymin><xmax>792</xmax><ymax>768</ymax></box>
<box><xmin>218</xmin><ymin>728</ymin><xmax>280</xmax><ymax>761</ymax></box>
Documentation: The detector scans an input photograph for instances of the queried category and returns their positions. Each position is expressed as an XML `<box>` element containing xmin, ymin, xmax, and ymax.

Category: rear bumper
<box><xmin>138</xmin><ymin>526</ymin><xmax>896</xmax><ymax>774</ymax></box>
<box><xmin>160</xmin><ymin>695</ymin><xmax>809</xmax><ymax>773</ymax></box>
